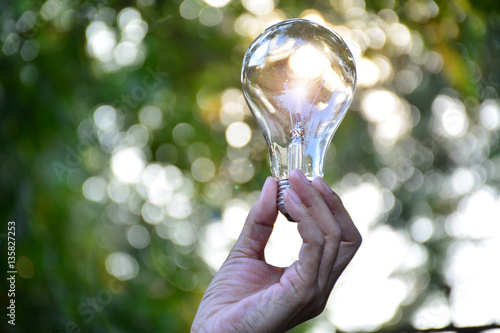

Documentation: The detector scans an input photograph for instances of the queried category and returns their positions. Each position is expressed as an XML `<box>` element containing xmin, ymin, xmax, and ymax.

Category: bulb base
<box><xmin>277</xmin><ymin>179</ymin><xmax>295</xmax><ymax>222</ymax></box>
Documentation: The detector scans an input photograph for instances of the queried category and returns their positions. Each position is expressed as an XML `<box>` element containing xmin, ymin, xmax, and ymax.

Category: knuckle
<box><xmin>327</xmin><ymin>224</ymin><xmax>343</xmax><ymax>242</ymax></box>
<box><xmin>315</xmin><ymin>230</ymin><xmax>327</xmax><ymax>245</ymax></box>
<box><xmin>353</xmin><ymin>229</ymin><xmax>363</xmax><ymax>246</ymax></box>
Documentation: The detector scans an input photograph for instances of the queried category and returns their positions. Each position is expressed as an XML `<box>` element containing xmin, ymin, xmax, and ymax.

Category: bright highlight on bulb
<box><xmin>241</xmin><ymin>19</ymin><xmax>357</xmax><ymax>220</ymax></box>
<box><xmin>289</xmin><ymin>45</ymin><xmax>327</xmax><ymax>79</ymax></box>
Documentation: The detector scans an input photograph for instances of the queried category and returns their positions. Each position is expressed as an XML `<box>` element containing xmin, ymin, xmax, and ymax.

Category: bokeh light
<box><xmin>105</xmin><ymin>252</ymin><xmax>140</xmax><ymax>281</ymax></box>
<box><xmin>225</xmin><ymin>121</ymin><xmax>252</xmax><ymax>148</ymax></box>
<box><xmin>111</xmin><ymin>147</ymin><xmax>146</xmax><ymax>183</ymax></box>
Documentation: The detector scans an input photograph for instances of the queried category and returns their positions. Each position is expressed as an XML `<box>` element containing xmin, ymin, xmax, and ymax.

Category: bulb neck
<box><xmin>277</xmin><ymin>179</ymin><xmax>294</xmax><ymax>222</ymax></box>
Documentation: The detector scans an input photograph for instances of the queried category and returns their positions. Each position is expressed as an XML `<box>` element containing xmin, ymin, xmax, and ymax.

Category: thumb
<box><xmin>231</xmin><ymin>177</ymin><xmax>278</xmax><ymax>260</ymax></box>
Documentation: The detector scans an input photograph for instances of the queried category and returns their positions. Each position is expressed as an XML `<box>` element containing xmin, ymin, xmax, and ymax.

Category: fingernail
<box><xmin>286</xmin><ymin>188</ymin><xmax>302</xmax><ymax>204</ymax></box>
<box><xmin>296</xmin><ymin>170</ymin><xmax>310</xmax><ymax>185</ymax></box>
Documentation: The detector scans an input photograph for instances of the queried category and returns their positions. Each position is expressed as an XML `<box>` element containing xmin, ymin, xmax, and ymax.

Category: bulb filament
<box><xmin>288</xmin><ymin>114</ymin><xmax>304</xmax><ymax>172</ymax></box>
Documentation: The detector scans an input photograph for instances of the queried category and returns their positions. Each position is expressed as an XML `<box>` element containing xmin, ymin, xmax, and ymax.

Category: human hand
<box><xmin>191</xmin><ymin>169</ymin><xmax>362</xmax><ymax>333</ymax></box>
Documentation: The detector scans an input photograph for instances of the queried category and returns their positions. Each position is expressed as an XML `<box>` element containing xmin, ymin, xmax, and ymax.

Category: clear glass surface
<box><xmin>242</xmin><ymin>19</ymin><xmax>357</xmax><ymax>180</ymax></box>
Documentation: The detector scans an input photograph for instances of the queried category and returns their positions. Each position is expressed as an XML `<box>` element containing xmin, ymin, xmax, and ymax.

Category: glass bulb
<box><xmin>241</xmin><ymin>19</ymin><xmax>357</xmax><ymax>220</ymax></box>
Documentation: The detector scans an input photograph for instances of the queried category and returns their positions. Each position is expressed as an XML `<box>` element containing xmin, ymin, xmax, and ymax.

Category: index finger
<box><xmin>311</xmin><ymin>177</ymin><xmax>362</xmax><ymax>245</ymax></box>
<box><xmin>230</xmin><ymin>177</ymin><xmax>278</xmax><ymax>260</ymax></box>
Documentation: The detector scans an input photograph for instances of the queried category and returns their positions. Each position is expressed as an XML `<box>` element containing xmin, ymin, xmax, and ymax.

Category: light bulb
<box><xmin>241</xmin><ymin>19</ymin><xmax>357</xmax><ymax>221</ymax></box>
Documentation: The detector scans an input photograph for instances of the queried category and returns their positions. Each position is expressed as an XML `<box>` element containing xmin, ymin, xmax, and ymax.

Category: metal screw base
<box><xmin>277</xmin><ymin>179</ymin><xmax>294</xmax><ymax>222</ymax></box>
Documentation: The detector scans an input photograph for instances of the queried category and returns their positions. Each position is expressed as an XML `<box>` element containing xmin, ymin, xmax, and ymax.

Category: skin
<box><xmin>191</xmin><ymin>169</ymin><xmax>362</xmax><ymax>333</ymax></box>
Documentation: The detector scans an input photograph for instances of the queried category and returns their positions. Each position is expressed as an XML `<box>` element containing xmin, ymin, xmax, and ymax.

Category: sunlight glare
<box><xmin>289</xmin><ymin>45</ymin><xmax>328</xmax><ymax>80</ymax></box>
<box><xmin>111</xmin><ymin>147</ymin><xmax>146</xmax><ymax>183</ymax></box>
<box><xmin>222</xmin><ymin>199</ymin><xmax>249</xmax><ymax>239</ymax></box>
<box><xmin>265</xmin><ymin>214</ymin><xmax>302</xmax><ymax>267</ymax></box>
<box><xmin>86</xmin><ymin>21</ymin><xmax>116</xmax><ymax>62</ymax></box>
<box><xmin>327</xmin><ymin>226</ymin><xmax>416</xmax><ymax>331</ymax></box>
<box><xmin>357</xmin><ymin>57</ymin><xmax>380</xmax><ymax>88</ymax></box>
<box><xmin>340</xmin><ymin>177</ymin><xmax>384</xmax><ymax>234</ymax></box>
<box><xmin>445</xmin><ymin>186</ymin><xmax>500</xmax><ymax>239</ymax></box>
<box><xmin>445</xmin><ymin>238</ymin><xmax>500</xmax><ymax>326</ymax></box>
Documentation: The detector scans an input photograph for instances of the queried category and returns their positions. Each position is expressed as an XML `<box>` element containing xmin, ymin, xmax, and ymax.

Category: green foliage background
<box><xmin>1</xmin><ymin>0</ymin><xmax>499</xmax><ymax>332</ymax></box>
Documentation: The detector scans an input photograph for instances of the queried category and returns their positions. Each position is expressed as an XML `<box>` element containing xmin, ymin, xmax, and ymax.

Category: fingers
<box><xmin>283</xmin><ymin>187</ymin><xmax>325</xmax><ymax>282</ymax></box>
<box><xmin>231</xmin><ymin>177</ymin><xmax>278</xmax><ymax>260</ymax></box>
<box><xmin>284</xmin><ymin>170</ymin><xmax>342</xmax><ymax>291</ymax></box>
<box><xmin>311</xmin><ymin>177</ymin><xmax>362</xmax><ymax>246</ymax></box>
<box><xmin>311</xmin><ymin>177</ymin><xmax>362</xmax><ymax>289</ymax></box>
